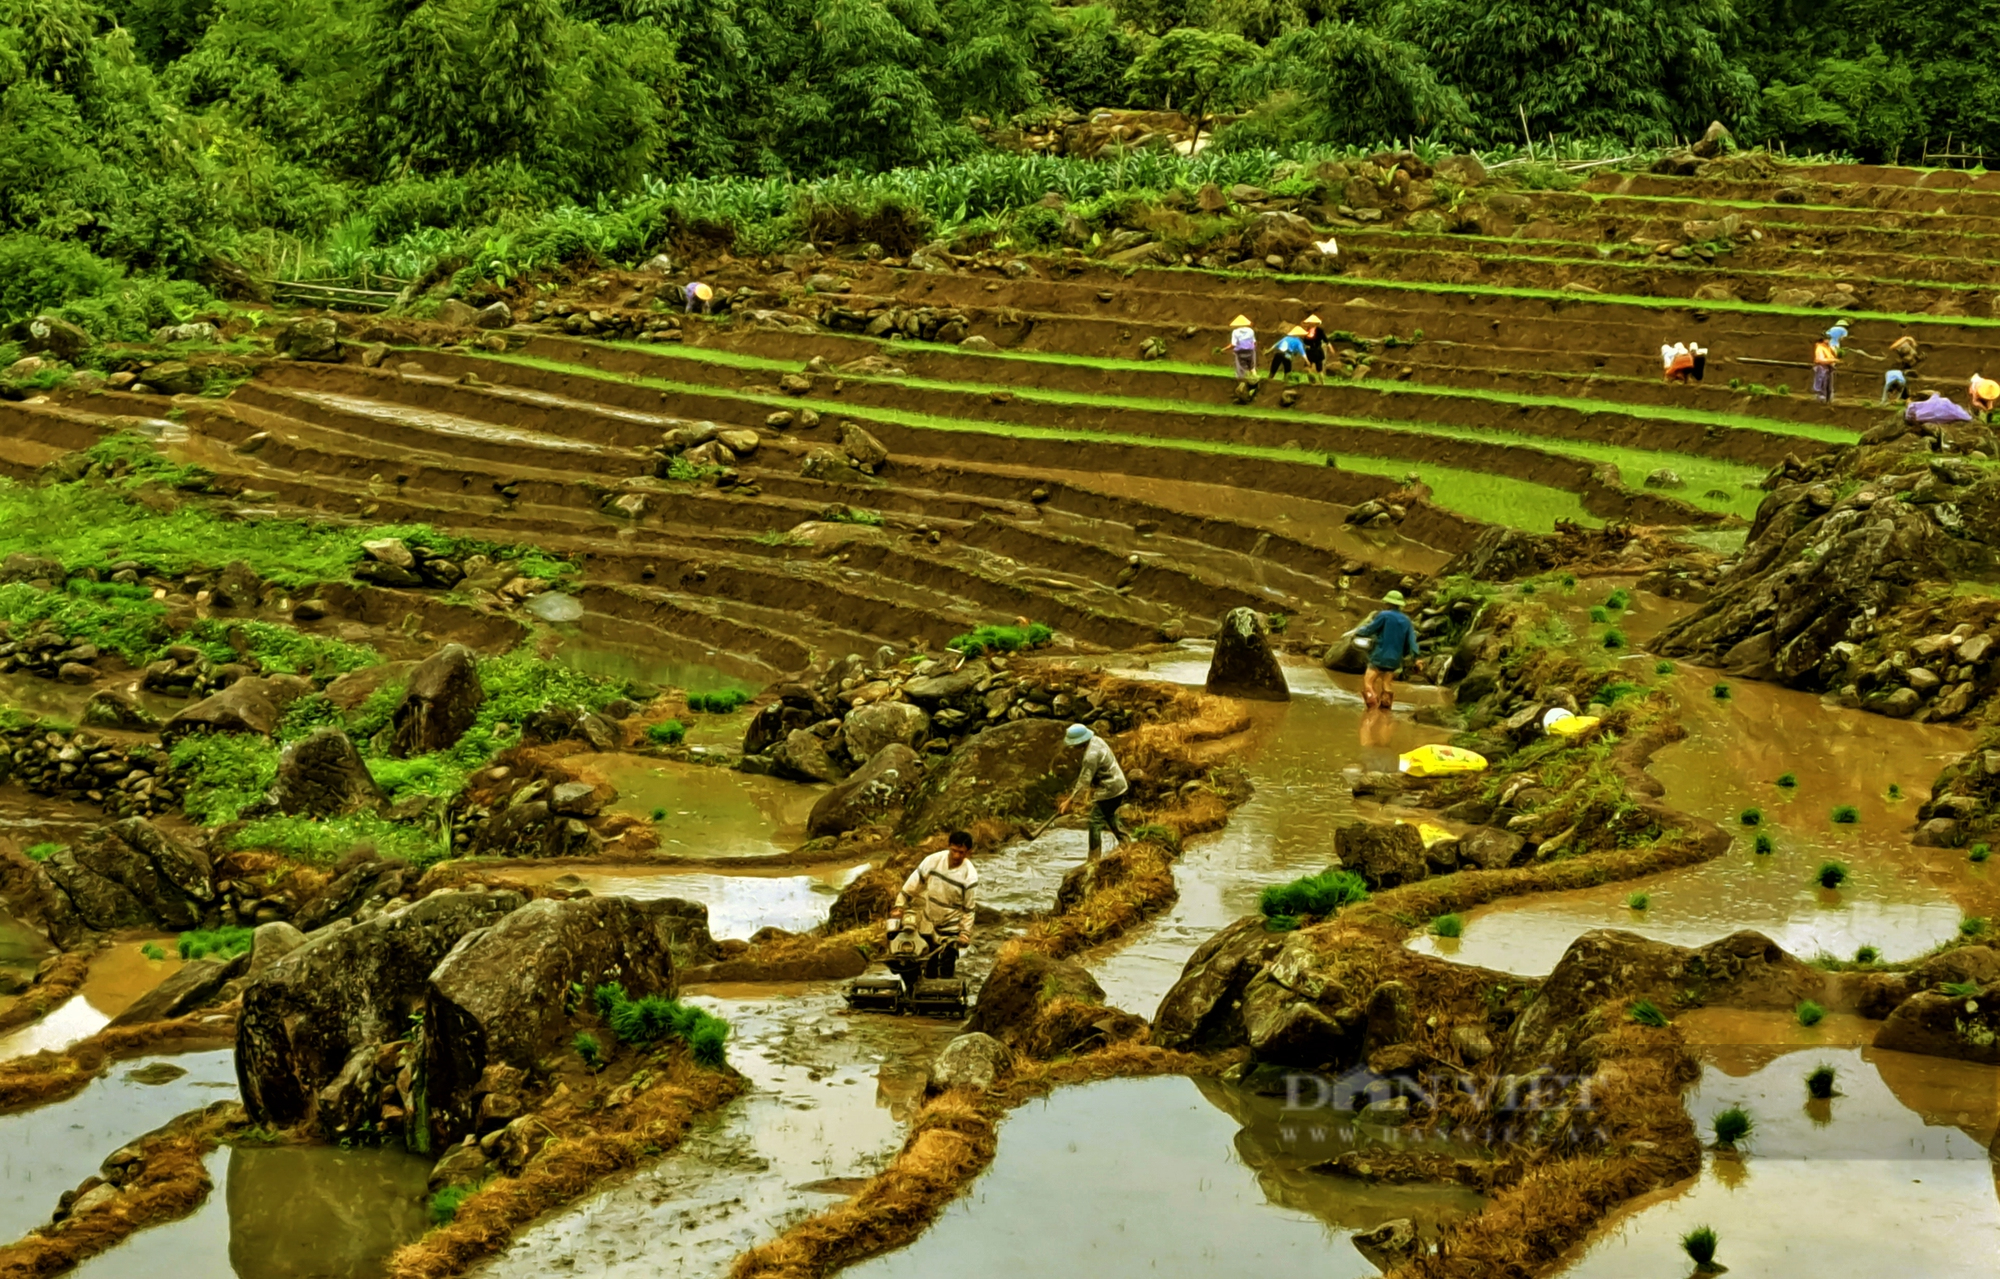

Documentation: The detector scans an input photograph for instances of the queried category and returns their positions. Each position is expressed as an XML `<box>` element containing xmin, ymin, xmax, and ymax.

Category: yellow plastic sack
<box><xmin>1547</xmin><ymin>714</ymin><xmax>1603</xmax><ymax>739</ymax></box>
<box><xmin>1398</xmin><ymin>744</ymin><xmax>1488</xmax><ymax>776</ymax></box>
<box><xmin>1416</xmin><ymin>822</ymin><xmax>1455</xmax><ymax>848</ymax></box>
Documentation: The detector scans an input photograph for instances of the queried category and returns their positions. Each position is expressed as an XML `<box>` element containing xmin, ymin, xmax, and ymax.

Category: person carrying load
<box><xmin>1058</xmin><ymin>724</ymin><xmax>1128</xmax><ymax>859</ymax></box>
<box><xmin>890</xmin><ymin>830</ymin><xmax>978</xmax><ymax>978</ymax></box>
<box><xmin>1355</xmin><ymin>589</ymin><xmax>1422</xmax><ymax>711</ymax></box>
<box><xmin>1229</xmin><ymin>315</ymin><xmax>1257</xmax><ymax>382</ymax></box>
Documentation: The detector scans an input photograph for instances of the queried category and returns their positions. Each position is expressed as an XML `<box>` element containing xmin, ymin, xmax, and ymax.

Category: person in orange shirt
<box><xmin>1811</xmin><ymin>333</ymin><xmax>1840</xmax><ymax>402</ymax></box>
<box><xmin>1664</xmin><ymin>342</ymin><xmax>1695</xmax><ymax>383</ymax></box>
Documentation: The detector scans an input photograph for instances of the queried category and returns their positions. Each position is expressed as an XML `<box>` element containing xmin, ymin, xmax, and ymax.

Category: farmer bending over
<box><xmin>1356</xmin><ymin>589</ymin><xmax>1422</xmax><ymax>711</ymax></box>
<box><xmin>1060</xmin><ymin>724</ymin><xmax>1129</xmax><ymax>860</ymax></box>
<box><xmin>891</xmin><ymin>830</ymin><xmax>978</xmax><ymax>978</ymax></box>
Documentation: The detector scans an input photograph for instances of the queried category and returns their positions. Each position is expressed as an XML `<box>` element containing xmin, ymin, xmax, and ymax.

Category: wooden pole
<box><xmin>1520</xmin><ymin>104</ymin><xmax>1535</xmax><ymax>163</ymax></box>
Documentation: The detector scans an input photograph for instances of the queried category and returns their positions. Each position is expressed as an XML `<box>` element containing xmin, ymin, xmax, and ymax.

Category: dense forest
<box><xmin>4</xmin><ymin>0</ymin><xmax>1997</xmax><ymax>335</ymax></box>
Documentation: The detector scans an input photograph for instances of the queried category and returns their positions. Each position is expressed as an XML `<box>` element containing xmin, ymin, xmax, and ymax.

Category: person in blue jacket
<box><xmin>1355</xmin><ymin>590</ymin><xmax>1421</xmax><ymax>710</ymax></box>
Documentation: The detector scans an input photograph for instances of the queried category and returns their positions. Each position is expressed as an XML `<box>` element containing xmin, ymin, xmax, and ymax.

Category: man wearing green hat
<box><xmin>1354</xmin><ymin>590</ymin><xmax>1421</xmax><ymax>710</ymax></box>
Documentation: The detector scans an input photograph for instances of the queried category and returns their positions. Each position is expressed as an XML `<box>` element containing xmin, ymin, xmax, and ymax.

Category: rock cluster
<box><xmin>0</xmin><ymin>625</ymin><xmax>105</xmax><ymax>683</ymax></box>
<box><xmin>817</xmin><ymin>302</ymin><xmax>971</xmax><ymax>343</ymax></box>
<box><xmin>530</xmin><ymin>300</ymin><xmax>693</xmax><ymax>339</ymax></box>
<box><xmin>21</xmin><ymin>818</ymin><xmax>214</xmax><ymax>947</ymax></box>
<box><xmin>352</xmin><ymin>536</ymin><xmax>469</xmax><ymax>589</ymax></box>
<box><xmin>0</xmin><ymin>724</ymin><xmax>177</xmax><ymax>817</ymax></box>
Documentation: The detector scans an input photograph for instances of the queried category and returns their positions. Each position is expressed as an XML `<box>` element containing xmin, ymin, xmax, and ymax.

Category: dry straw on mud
<box><xmin>0</xmin><ymin>1011</ymin><xmax>236</xmax><ymax>1110</ymax></box>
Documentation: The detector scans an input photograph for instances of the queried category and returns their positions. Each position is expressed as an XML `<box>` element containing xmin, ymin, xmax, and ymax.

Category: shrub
<box><xmin>1601</xmin><ymin>627</ymin><xmax>1626</xmax><ymax>650</ymax></box>
<box><xmin>1626</xmin><ymin>891</ymin><xmax>1650</xmax><ymax>911</ymax></box>
<box><xmin>178</xmin><ymin>926</ymin><xmax>255</xmax><ymax>961</ymax></box>
<box><xmin>1776</xmin><ymin>772</ymin><xmax>1798</xmax><ymax>788</ymax></box>
<box><xmin>1815</xmin><ymin>860</ymin><xmax>1849</xmax><ymax>888</ymax></box>
<box><xmin>646</xmin><ymin>719</ymin><xmax>687</xmax><ymax>745</ymax></box>
<box><xmin>1830</xmin><ymin>805</ymin><xmax>1859</xmax><ymax>824</ymax></box>
<box><xmin>685</xmin><ymin>690</ymin><xmax>749</xmax><ymax>714</ymax></box>
<box><xmin>1430</xmin><ymin>913</ymin><xmax>1464</xmax><ymax>938</ymax></box>
<box><xmin>1626</xmin><ymin>999</ymin><xmax>1669</xmax><ymax>1027</ymax></box>
<box><xmin>1806</xmin><ymin>1063</ymin><xmax>1837</xmax><ymax>1099</ymax></box>
<box><xmin>947</xmin><ymin>621</ymin><xmax>1055</xmax><ymax>657</ymax></box>
<box><xmin>1972</xmin><ymin>843</ymin><xmax>1991</xmax><ymax>863</ymax></box>
<box><xmin>1259</xmin><ymin>868</ymin><xmax>1369</xmax><ymax>918</ymax></box>
<box><xmin>1795</xmin><ymin>999</ymin><xmax>1825</xmax><ymax>1026</ymax></box>
<box><xmin>428</xmin><ymin>1185</ymin><xmax>476</xmax><ymax>1226</ymax></box>
<box><xmin>0</xmin><ymin>233</ymin><xmax>122</xmax><ymax>325</ymax></box>
<box><xmin>1654</xmin><ymin>660</ymin><xmax>1675</xmax><ymax>675</ymax></box>
<box><xmin>1711</xmin><ymin>682</ymin><xmax>1731</xmax><ymax>699</ymax></box>
<box><xmin>1711</xmin><ymin>1104</ymin><xmax>1753</xmax><ymax>1146</ymax></box>
<box><xmin>1739</xmin><ymin>807</ymin><xmax>1763</xmax><ymax>826</ymax></box>
<box><xmin>1682</xmin><ymin>1224</ymin><xmax>1719</xmax><ymax>1267</ymax></box>
<box><xmin>1854</xmin><ymin>945</ymin><xmax>1880</xmax><ymax>963</ymax></box>
<box><xmin>1961</xmin><ymin>916</ymin><xmax>1989</xmax><ymax>938</ymax></box>
<box><xmin>573</xmin><ymin>1031</ymin><xmax>603</xmax><ymax>1069</ymax></box>
<box><xmin>1753</xmin><ymin>832</ymin><xmax>1774</xmax><ymax>854</ymax></box>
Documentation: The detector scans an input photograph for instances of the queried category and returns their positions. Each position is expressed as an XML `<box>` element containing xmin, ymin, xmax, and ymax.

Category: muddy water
<box><xmin>504</xmin><ymin>861</ymin><xmax>870</xmax><ymax>939</ymax></box>
<box><xmin>1416</xmin><ymin>671</ymin><xmax>1977</xmax><ymax>975</ymax></box>
<box><xmin>72</xmin><ymin>1143</ymin><xmax>433</xmax><ymax>1278</ymax></box>
<box><xmin>549</xmin><ymin>636</ymin><xmax>766</xmax><ymax>709</ymax></box>
<box><xmin>0</xmin><ymin>1049</ymin><xmax>237</xmax><ymax>1242</ymax></box>
<box><xmin>0</xmin><ymin>673</ymin><xmax>182</xmax><ymax>727</ymax></box>
<box><xmin>483</xmin><ymin>987</ymin><xmax>954</xmax><ymax>1279</ymax></box>
<box><xmin>588</xmin><ymin>753</ymin><xmax>822</xmax><ymax>857</ymax></box>
<box><xmin>845</xmin><ymin>1075</ymin><xmax>1483</xmax><ymax>1279</ymax></box>
<box><xmin>0</xmin><ymin>939</ymin><xmax>182</xmax><ymax>1061</ymax></box>
<box><xmin>0</xmin><ymin>908</ymin><xmax>53</xmax><ymax>992</ymax></box>
<box><xmin>1082</xmin><ymin>655</ymin><xmax>1446</xmax><ymax>1015</ymax></box>
<box><xmin>1553</xmin><ymin>1016</ymin><xmax>2000</xmax><ymax>1279</ymax></box>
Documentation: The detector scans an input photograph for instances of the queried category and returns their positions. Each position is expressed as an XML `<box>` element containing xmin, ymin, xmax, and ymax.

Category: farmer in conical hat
<box><xmin>1300</xmin><ymin>313</ymin><xmax>1327</xmax><ymax>384</ymax></box>
<box><xmin>684</xmin><ymin>281</ymin><xmax>714</xmax><ymax>315</ymax></box>
<box><xmin>1267</xmin><ymin>325</ymin><xmax>1308</xmax><ymax>382</ymax></box>
<box><xmin>1229</xmin><ymin>314</ymin><xmax>1257</xmax><ymax>382</ymax></box>
<box><xmin>1355</xmin><ymin>590</ymin><xmax>1422</xmax><ymax>711</ymax></box>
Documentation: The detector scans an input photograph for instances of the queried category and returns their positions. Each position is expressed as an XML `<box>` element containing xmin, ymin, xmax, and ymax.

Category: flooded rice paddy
<box><xmin>589</xmin><ymin>753</ymin><xmax>821</xmax><ymax>859</ymax></box>
<box><xmin>505</xmin><ymin>860</ymin><xmax>869</xmax><ymax>939</ymax></box>
<box><xmin>0</xmin><ymin>938</ymin><xmax>182</xmax><ymax>1061</ymax></box>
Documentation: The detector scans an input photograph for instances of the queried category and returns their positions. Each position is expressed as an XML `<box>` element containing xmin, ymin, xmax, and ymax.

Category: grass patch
<box><xmin>685</xmin><ymin>689</ymin><xmax>750</xmax><ymax>714</ymax></box>
<box><xmin>1259</xmin><ymin>868</ymin><xmax>1369</xmax><ymax>919</ymax></box>
<box><xmin>1971</xmin><ymin>843</ymin><xmax>1991</xmax><ymax>863</ymax></box>
<box><xmin>181</xmin><ymin>618</ymin><xmax>379</xmax><ymax>680</ymax></box>
<box><xmin>1886</xmin><ymin>782</ymin><xmax>1903</xmax><ymax>801</ymax></box>
<box><xmin>1961</xmin><ymin>916</ymin><xmax>1989</xmax><ymax>938</ymax></box>
<box><xmin>946</xmin><ymin>621</ymin><xmax>1055</xmax><ymax>657</ymax></box>
<box><xmin>365</xmin><ymin>754</ymin><xmax>468</xmax><ymax>799</ymax></box>
<box><xmin>1626</xmin><ymin>891</ymin><xmax>1650</xmax><ymax>911</ymax></box>
<box><xmin>139</xmin><ymin>942</ymin><xmax>166</xmax><ymax>961</ymax></box>
<box><xmin>1711</xmin><ymin>1104</ymin><xmax>1754</xmax><ymax>1147</ymax></box>
<box><xmin>170</xmin><ymin>732</ymin><xmax>281</xmax><ymax>824</ymax></box>
<box><xmin>1815</xmin><ymin>860</ymin><xmax>1849</xmax><ymax>889</ymax></box>
<box><xmin>24</xmin><ymin>842</ymin><xmax>61</xmax><ymax>862</ymax></box>
<box><xmin>1604</xmin><ymin>588</ymin><xmax>1631</xmax><ymax>610</ymax></box>
<box><xmin>1626</xmin><ymin>998</ymin><xmax>1669</xmax><ymax>1027</ymax></box>
<box><xmin>1588</xmin><ymin>605</ymin><xmax>1610</xmax><ymax>624</ymax></box>
<box><xmin>1942</xmin><ymin>979</ymin><xmax>1981</xmax><ymax>998</ymax></box>
<box><xmin>646</xmin><ymin>720</ymin><xmax>687</xmax><ymax>746</ymax></box>
<box><xmin>1429</xmin><ymin>913</ymin><xmax>1464</xmax><ymax>938</ymax></box>
<box><xmin>1795</xmin><ymin>999</ymin><xmax>1825</xmax><ymax>1027</ymax></box>
<box><xmin>1653</xmin><ymin>660</ymin><xmax>1675</xmax><ymax>675</ymax></box>
<box><xmin>177</xmin><ymin>926</ymin><xmax>254</xmax><ymax>961</ymax></box>
<box><xmin>1806</xmin><ymin>1064</ymin><xmax>1837</xmax><ymax>1099</ymax></box>
<box><xmin>429</xmin><ymin>1185</ymin><xmax>478</xmax><ymax>1227</ymax></box>
<box><xmin>1830</xmin><ymin>804</ymin><xmax>1859</xmax><ymax>825</ymax></box>
<box><xmin>230</xmin><ymin>812</ymin><xmax>445</xmax><ymax>868</ymax></box>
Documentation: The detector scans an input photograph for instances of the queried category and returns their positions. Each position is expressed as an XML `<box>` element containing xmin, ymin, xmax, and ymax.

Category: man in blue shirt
<box><xmin>1355</xmin><ymin>590</ymin><xmax>1421</xmax><ymax>710</ymax></box>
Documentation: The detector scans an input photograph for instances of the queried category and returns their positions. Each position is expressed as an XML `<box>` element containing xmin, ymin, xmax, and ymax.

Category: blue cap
<box><xmin>1065</xmin><ymin>724</ymin><xmax>1092</xmax><ymax>746</ymax></box>
<box><xmin>1826</xmin><ymin>326</ymin><xmax>1847</xmax><ymax>340</ymax></box>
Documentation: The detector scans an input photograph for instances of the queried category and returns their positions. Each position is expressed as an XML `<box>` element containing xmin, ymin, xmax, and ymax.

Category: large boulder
<box><xmin>1151</xmin><ymin>916</ymin><xmax>1288</xmax><ymax>1049</ymax></box>
<box><xmin>160</xmin><ymin>676</ymin><xmax>309</xmax><ymax>742</ymax></box>
<box><xmin>35</xmin><ymin>818</ymin><xmax>217</xmax><ymax>942</ymax></box>
<box><xmin>390</xmin><ymin>645</ymin><xmax>483</xmax><ymax>757</ymax></box>
<box><xmin>82</xmin><ymin>690</ymin><xmax>161</xmax><ymax>731</ymax></box>
<box><xmin>772</xmin><ymin>728</ymin><xmax>848</xmax><ymax>783</ymax></box>
<box><xmin>236</xmin><ymin>889</ymin><xmax>524</xmax><ymax>1133</ymax></box>
<box><xmin>108</xmin><ymin>953</ymin><xmax>247</xmax><ymax>1027</ymax></box>
<box><xmin>807</xmin><ymin>744</ymin><xmax>923</xmax><ymax>837</ymax></box>
<box><xmin>843</xmin><ymin>700</ymin><xmax>931</xmax><ymax>759</ymax></box>
<box><xmin>929</xmin><ymin>1032</ymin><xmax>1014</xmax><ymax>1092</ymax></box>
<box><xmin>898</xmin><ymin>717</ymin><xmax>1073</xmax><ymax>837</ymax></box>
<box><xmin>423</xmin><ymin>896</ymin><xmax>696</xmax><ymax>1144</ymax></box>
<box><xmin>1456</xmin><ymin>827</ymin><xmax>1527</xmax><ymax>871</ymax></box>
<box><xmin>1874</xmin><ymin>981</ymin><xmax>2000</xmax><ymax>1064</ymax></box>
<box><xmin>273</xmin><ymin>317</ymin><xmax>343</xmax><ymax>362</ymax></box>
<box><xmin>1245</xmin><ymin>211</ymin><xmax>1315</xmax><ymax>260</ymax></box>
<box><xmin>1334</xmin><ymin>820</ymin><xmax>1427</xmax><ymax>889</ymax></box>
<box><xmin>964</xmin><ymin>947</ymin><xmax>1105</xmax><ymax>1049</ymax></box>
<box><xmin>267</xmin><ymin>729</ymin><xmax>386</xmax><ymax>817</ymax></box>
<box><xmin>1205</xmin><ymin>607</ymin><xmax>1290</xmax><ymax>701</ymax></box>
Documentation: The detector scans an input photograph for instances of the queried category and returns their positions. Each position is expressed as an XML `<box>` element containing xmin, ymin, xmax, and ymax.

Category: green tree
<box><xmin>1237</xmin><ymin>21</ymin><xmax>1467</xmax><ymax>147</ymax></box>
<box><xmin>1123</xmin><ymin>25</ymin><xmax>1260</xmax><ymax>147</ymax></box>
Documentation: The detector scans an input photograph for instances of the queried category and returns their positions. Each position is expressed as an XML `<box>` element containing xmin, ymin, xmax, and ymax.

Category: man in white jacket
<box><xmin>891</xmin><ymin>830</ymin><xmax>978</xmax><ymax>978</ymax></box>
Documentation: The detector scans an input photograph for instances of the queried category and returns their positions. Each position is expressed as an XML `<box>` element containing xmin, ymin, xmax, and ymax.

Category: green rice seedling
<box><xmin>1887</xmin><ymin>783</ymin><xmax>1903</xmax><ymax>800</ymax></box>
<box><xmin>1971</xmin><ymin>843</ymin><xmax>1991</xmax><ymax>863</ymax></box>
<box><xmin>1557</xmin><ymin>572</ymin><xmax>1577</xmax><ymax>590</ymax></box>
<box><xmin>1830</xmin><ymin>804</ymin><xmax>1859</xmax><ymax>824</ymax></box>
<box><xmin>947</xmin><ymin>621</ymin><xmax>1054</xmax><ymax>657</ymax></box>
<box><xmin>1604</xmin><ymin>588</ymin><xmax>1631</xmax><ymax>611</ymax></box>
<box><xmin>1961</xmin><ymin>916</ymin><xmax>1989</xmax><ymax>938</ymax></box>
<box><xmin>1943</xmin><ymin>980</ymin><xmax>1981</xmax><ymax>998</ymax></box>
<box><xmin>140</xmin><ymin>942</ymin><xmax>166</xmax><ymax>961</ymax></box>
<box><xmin>645</xmin><ymin>719</ymin><xmax>686</xmax><ymax>745</ymax></box>
<box><xmin>1739</xmin><ymin>807</ymin><xmax>1763</xmax><ymax>826</ymax></box>
<box><xmin>1263</xmin><ymin>914</ymin><xmax>1299</xmax><ymax>932</ymax></box>
<box><xmin>1259</xmin><ymin>868</ymin><xmax>1369</xmax><ymax>918</ymax></box>
<box><xmin>1710</xmin><ymin>682</ymin><xmax>1732</xmax><ymax>699</ymax></box>
<box><xmin>1815</xmin><ymin>860</ymin><xmax>1849</xmax><ymax>888</ymax></box>
<box><xmin>1588</xmin><ymin>605</ymin><xmax>1610</xmax><ymax>624</ymax></box>
<box><xmin>1753</xmin><ymin>832</ymin><xmax>1774</xmax><ymax>854</ymax></box>
<box><xmin>178</xmin><ymin>926</ymin><xmax>255</xmax><ymax>961</ymax></box>
<box><xmin>573</xmin><ymin>1032</ymin><xmax>603</xmax><ymax>1069</ymax></box>
<box><xmin>1806</xmin><ymin>1063</ymin><xmax>1838</xmax><ymax>1099</ymax></box>
<box><xmin>1710</xmin><ymin>1105</ymin><xmax>1754</xmax><ymax>1146</ymax></box>
<box><xmin>1626</xmin><ymin>999</ymin><xmax>1670</xmax><ymax>1027</ymax></box>
<box><xmin>686</xmin><ymin>689</ymin><xmax>750</xmax><ymax>714</ymax></box>
<box><xmin>1626</xmin><ymin>891</ymin><xmax>1650</xmax><ymax>911</ymax></box>
<box><xmin>1682</xmin><ymin>1225</ymin><xmax>1720</xmax><ymax>1269</ymax></box>
<box><xmin>1776</xmin><ymin>772</ymin><xmax>1798</xmax><ymax>788</ymax></box>
<box><xmin>1854</xmin><ymin>945</ymin><xmax>1880</xmax><ymax>963</ymax></box>
<box><xmin>1602</xmin><ymin>627</ymin><xmax>1626</xmax><ymax>650</ymax></box>
<box><xmin>429</xmin><ymin>1185</ymin><xmax>476</xmax><ymax>1226</ymax></box>
<box><xmin>649</xmin><ymin>806</ymin><xmax>667</xmax><ymax>822</ymax></box>
<box><xmin>1795</xmin><ymin>999</ymin><xmax>1826</xmax><ymax>1026</ymax></box>
<box><xmin>1654</xmin><ymin>659</ymin><xmax>1675</xmax><ymax>675</ymax></box>
<box><xmin>1430</xmin><ymin>913</ymin><xmax>1464</xmax><ymax>938</ymax></box>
